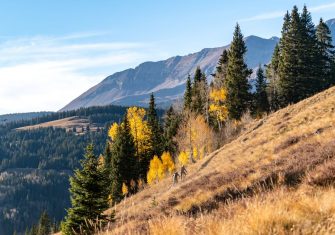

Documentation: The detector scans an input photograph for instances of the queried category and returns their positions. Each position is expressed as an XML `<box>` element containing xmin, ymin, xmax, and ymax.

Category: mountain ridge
<box><xmin>60</xmin><ymin>35</ymin><xmax>279</xmax><ymax>110</ymax></box>
<box><xmin>60</xmin><ymin>19</ymin><xmax>334</xmax><ymax>111</ymax></box>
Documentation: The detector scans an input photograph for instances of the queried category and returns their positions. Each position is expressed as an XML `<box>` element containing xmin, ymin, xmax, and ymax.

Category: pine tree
<box><xmin>147</xmin><ymin>93</ymin><xmax>164</xmax><ymax>157</ymax></box>
<box><xmin>213</xmin><ymin>49</ymin><xmax>229</xmax><ymax>88</ymax></box>
<box><xmin>163</xmin><ymin>106</ymin><xmax>180</xmax><ymax>154</ymax></box>
<box><xmin>266</xmin><ymin>44</ymin><xmax>281</xmax><ymax>111</ymax></box>
<box><xmin>316</xmin><ymin>18</ymin><xmax>335</xmax><ymax>88</ymax></box>
<box><xmin>28</xmin><ymin>225</ymin><xmax>38</xmax><ymax>235</ymax></box>
<box><xmin>61</xmin><ymin>144</ymin><xmax>109</xmax><ymax>235</ymax></box>
<box><xmin>184</xmin><ymin>75</ymin><xmax>192</xmax><ymax>110</ymax></box>
<box><xmin>37</xmin><ymin>211</ymin><xmax>51</xmax><ymax>235</ymax></box>
<box><xmin>193</xmin><ymin>66</ymin><xmax>202</xmax><ymax>85</ymax></box>
<box><xmin>301</xmin><ymin>5</ymin><xmax>322</xmax><ymax>95</ymax></box>
<box><xmin>253</xmin><ymin>66</ymin><xmax>269</xmax><ymax>116</ymax></box>
<box><xmin>225</xmin><ymin>23</ymin><xmax>252</xmax><ymax>120</ymax></box>
<box><xmin>278</xmin><ymin>6</ymin><xmax>321</xmax><ymax>106</ymax></box>
<box><xmin>278</xmin><ymin>6</ymin><xmax>302</xmax><ymax>105</ymax></box>
<box><xmin>190</xmin><ymin>67</ymin><xmax>209</xmax><ymax>119</ymax></box>
<box><xmin>110</xmin><ymin>114</ymin><xmax>137</xmax><ymax>202</ymax></box>
<box><xmin>103</xmin><ymin>141</ymin><xmax>112</xmax><ymax>194</ymax></box>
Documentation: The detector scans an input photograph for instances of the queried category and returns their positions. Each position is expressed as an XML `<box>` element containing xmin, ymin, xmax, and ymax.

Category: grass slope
<box><xmin>101</xmin><ymin>86</ymin><xmax>335</xmax><ymax>235</ymax></box>
<box><xmin>16</xmin><ymin>116</ymin><xmax>98</xmax><ymax>133</ymax></box>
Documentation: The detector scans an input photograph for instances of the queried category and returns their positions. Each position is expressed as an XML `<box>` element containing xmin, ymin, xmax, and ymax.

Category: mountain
<box><xmin>103</xmin><ymin>84</ymin><xmax>335</xmax><ymax>234</ymax></box>
<box><xmin>61</xmin><ymin>18</ymin><xmax>335</xmax><ymax>111</ymax></box>
<box><xmin>61</xmin><ymin>36</ymin><xmax>280</xmax><ymax>111</ymax></box>
<box><xmin>327</xmin><ymin>18</ymin><xmax>335</xmax><ymax>42</ymax></box>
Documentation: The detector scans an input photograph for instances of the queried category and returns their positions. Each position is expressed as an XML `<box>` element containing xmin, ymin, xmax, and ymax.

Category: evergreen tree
<box><xmin>301</xmin><ymin>5</ymin><xmax>322</xmax><ymax>95</ymax></box>
<box><xmin>316</xmin><ymin>18</ymin><xmax>335</xmax><ymax>88</ymax></box>
<box><xmin>225</xmin><ymin>23</ymin><xmax>252</xmax><ymax>120</ymax></box>
<box><xmin>183</xmin><ymin>75</ymin><xmax>192</xmax><ymax>110</ymax></box>
<box><xmin>193</xmin><ymin>66</ymin><xmax>202</xmax><ymax>85</ymax></box>
<box><xmin>37</xmin><ymin>211</ymin><xmax>51</xmax><ymax>235</ymax></box>
<box><xmin>253</xmin><ymin>66</ymin><xmax>269</xmax><ymax>116</ymax></box>
<box><xmin>191</xmin><ymin>67</ymin><xmax>209</xmax><ymax>119</ymax></box>
<box><xmin>110</xmin><ymin>115</ymin><xmax>137</xmax><ymax>202</ymax></box>
<box><xmin>147</xmin><ymin>93</ymin><xmax>164</xmax><ymax>157</ymax></box>
<box><xmin>28</xmin><ymin>225</ymin><xmax>38</xmax><ymax>235</ymax></box>
<box><xmin>61</xmin><ymin>144</ymin><xmax>109</xmax><ymax>235</ymax></box>
<box><xmin>266</xmin><ymin>44</ymin><xmax>281</xmax><ymax>111</ymax></box>
<box><xmin>103</xmin><ymin>141</ymin><xmax>112</xmax><ymax>193</ymax></box>
<box><xmin>213</xmin><ymin>49</ymin><xmax>229</xmax><ymax>88</ymax></box>
<box><xmin>278</xmin><ymin>6</ymin><xmax>321</xmax><ymax>106</ymax></box>
<box><xmin>278</xmin><ymin>6</ymin><xmax>302</xmax><ymax>105</ymax></box>
<box><xmin>163</xmin><ymin>106</ymin><xmax>180</xmax><ymax>154</ymax></box>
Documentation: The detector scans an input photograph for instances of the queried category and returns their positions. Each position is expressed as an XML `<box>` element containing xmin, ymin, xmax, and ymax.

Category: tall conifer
<box><xmin>316</xmin><ymin>18</ymin><xmax>335</xmax><ymax>88</ymax></box>
<box><xmin>225</xmin><ymin>23</ymin><xmax>252</xmax><ymax>120</ymax></box>
<box><xmin>213</xmin><ymin>49</ymin><xmax>229</xmax><ymax>88</ymax></box>
<box><xmin>184</xmin><ymin>75</ymin><xmax>192</xmax><ymax>110</ymax></box>
<box><xmin>110</xmin><ymin>115</ymin><xmax>137</xmax><ymax>202</ymax></box>
<box><xmin>254</xmin><ymin>66</ymin><xmax>269</xmax><ymax>116</ymax></box>
<box><xmin>62</xmin><ymin>144</ymin><xmax>109</xmax><ymax>235</ymax></box>
<box><xmin>147</xmin><ymin>93</ymin><xmax>163</xmax><ymax>157</ymax></box>
<box><xmin>266</xmin><ymin>44</ymin><xmax>281</xmax><ymax>111</ymax></box>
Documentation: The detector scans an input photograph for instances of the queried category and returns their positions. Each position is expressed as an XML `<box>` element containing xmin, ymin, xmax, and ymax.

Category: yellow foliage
<box><xmin>161</xmin><ymin>152</ymin><xmax>175</xmax><ymax>173</ymax></box>
<box><xmin>193</xmin><ymin>147</ymin><xmax>198</xmax><ymax>160</ymax></box>
<box><xmin>199</xmin><ymin>147</ymin><xmax>205</xmax><ymax>160</ymax></box>
<box><xmin>147</xmin><ymin>152</ymin><xmax>175</xmax><ymax>185</ymax></box>
<box><xmin>209</xmin><ymin>87</ymin><xmax>227</xmax><ymax>102</ymax></box>
<box><xmin>108</xmin><ymin>122</ymin><xmax>119</xmax><ymax>140</ymax></box>
<box><xmin>175</xmin><ymin>113</ymin><xmax>215</xmax><ymax>163</ymax></box>
<box><xmin>147</xmin><ymin>155</ymin><xmax>163</xmax><ymax>185</ymax></box>
<box><xmin>127</xmin><ymin>107</ymin><xmax>152</xmax><ymax>155</ymax></box>
<box><xmin>122</xmin><ymin>183</ymin><xmax>129</xmax><ymax>196</ymax></box>
<box><xmin>209</xmin><ymin>88</ymin><xmax>228</xmax><ymax>123</ymax></box>
<box><xmin>178</xmin><ymin>151</ymin><xmax>189</xmax><ymax>166</ymax></box>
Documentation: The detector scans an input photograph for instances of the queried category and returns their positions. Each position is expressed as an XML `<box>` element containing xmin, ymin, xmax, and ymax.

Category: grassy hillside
<box><xmin>101</xmin><ymin>86</ymin><xmax>335</xmax><ymax>234</ymax></box>
<box><xmin>16</xmin><ymin>116</ymin><xmax>97</xmax><ymax>133</ymax></box>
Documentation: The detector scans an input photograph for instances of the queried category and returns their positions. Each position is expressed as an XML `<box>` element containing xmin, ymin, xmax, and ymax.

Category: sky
<box><xmin>0</xmin><ymin>0</ymin><xmax>335</xmax><ymax>114</ymax></box>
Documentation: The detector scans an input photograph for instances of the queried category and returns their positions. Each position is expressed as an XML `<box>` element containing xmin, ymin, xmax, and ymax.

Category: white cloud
<box><xmin>240</xmin><ymin>1</ymin><xmax>335</xmax><ymax>22</ymax></box>
<box><xmin>0</xmin><ymin>33</ymin><xmax>162</xmax><ymax>114</ymax></box>
<box><xmin>309</xmin><ymin>2</ymin><xmax>335</xmax><ymax>12</ymax></box>
<box><xmin>240</xmin><ymin>11</ymin><xmax>285</xmax><ymax>22</ymax></box>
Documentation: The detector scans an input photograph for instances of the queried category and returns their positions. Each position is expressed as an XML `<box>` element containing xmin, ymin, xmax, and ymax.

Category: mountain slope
<box><xmin>61</xmin><ymin>18</ymin><xmax>335</xmax><ymax>111</ymax></box>
<box><xmin>101</xmin><ymin>85</ymin><xmax>335</xmax><ymax>234</ymax></box>
<box><xmin>61</xmin><ymin>36</ymin><xmax>279</xmax><ymax>110</ymax></box>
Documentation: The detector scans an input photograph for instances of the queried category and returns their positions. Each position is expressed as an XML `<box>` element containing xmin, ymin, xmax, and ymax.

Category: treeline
<box><xmin>0</xmin><ymin>128</ymin><xmax>106</xmax><ymax>235</ymax></box>
<box><xmin>60</xmin><ymin>5</ymin><xmax>335</xmax><ymax>235</ymax></box>
<box><xmin>0</xmin><ymin>106</ymin><xmax>142</xmax><ymax>235</ymax></box>
<box><xmin>23</xmin><ymin>211</ymin><xmax>59</xmax><ymax>235</ymax></box>
<box><xmin>0</xmin><ymin>105</ymin><xmax>129</xmax><ymax>134</ymax></box>
<box><xmin>266</xmin><ymin>6</ymin><xmax>335</xmax><ymax>109</ymax></box>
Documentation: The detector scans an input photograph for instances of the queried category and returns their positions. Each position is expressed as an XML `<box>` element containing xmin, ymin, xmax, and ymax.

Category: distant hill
<box><xmin>61</xmin><ymin>36</ymin><xmax>280</xmax><ymax>110</ymax></box>
<box><xmin>0</xmin><ymin>112</ymin><xmax>53</xmax><ymax>124</ymax></box>
<box><xmin>0</xmin><ymin>105</ymin><xmax>129</xmax><ymax>235</ymax></box>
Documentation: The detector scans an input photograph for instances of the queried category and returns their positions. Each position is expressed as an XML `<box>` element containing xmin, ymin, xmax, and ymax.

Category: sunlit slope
<box><xmin>103</xmin><ymin>86</ymin><xmax>335</xmax><ymax>234</ymax></box>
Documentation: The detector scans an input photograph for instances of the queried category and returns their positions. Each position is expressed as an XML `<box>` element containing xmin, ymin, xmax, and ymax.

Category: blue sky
<box><xmin>0</xmin><ymin>0</ymin><xmax>335</xmax><ymax>114</ymax></box>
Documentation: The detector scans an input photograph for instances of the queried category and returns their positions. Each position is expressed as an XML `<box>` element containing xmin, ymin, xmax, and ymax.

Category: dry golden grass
<box><xmin>97</xmin><ymin>86</ymin><xmax>335</xmax><ymax>234</ymax></box>
<box><xmin>16</xmin><ymin>116</ymin><xmax>99</xmax><ymax>133</ymax></box>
